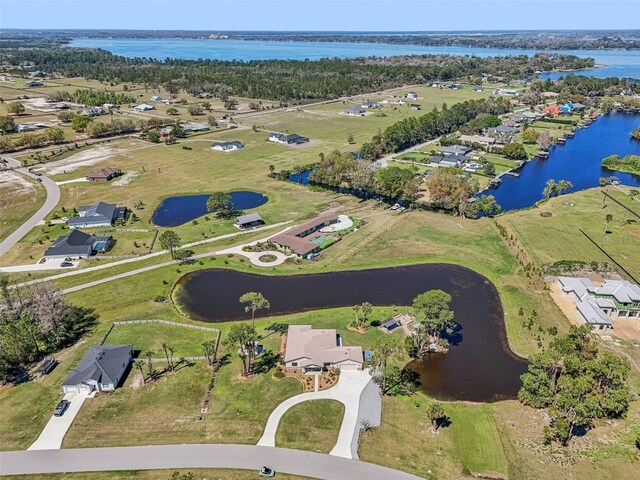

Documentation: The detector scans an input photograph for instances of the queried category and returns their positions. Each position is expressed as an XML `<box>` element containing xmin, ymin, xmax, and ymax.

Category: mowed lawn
<box><xmin>501</xmin><ymin>187</ymin><xmax>640</xmax><ymax>279</ymax></box>
<box><xmin>275</xmin><ymin>399</ymin><xmax>345</xmax><ymax>453</ymax></box>
<box><xmin>103</xmin><ymin>322</ymin><xmax>219</xmax><ymax>358</ymax></box>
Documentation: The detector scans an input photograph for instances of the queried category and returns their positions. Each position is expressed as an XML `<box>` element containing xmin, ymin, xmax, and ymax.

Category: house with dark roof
<box><xmin>25</xmin><ymin>80</ymin><xmax>44</xmax><ymax>87</ymax></box>
<box><xmin>67</xmin><ymin>201</ymin><xmax>126</xmax><ymax>229</ymax></box>
<box><xmin>211</xmin><ymin>140</ymin><xmax>244</xmax><ymax>152</ymax></box>
<box><xmin>438</xmin><ymin>145</ymin><xmax>472</xmax><ymax>156</ymax></box>
<box><xmin>62</xmin><ymin>345</ymin><xmax>132</xmax><ymax>394</ymax></box>
<box><xmin>361</xmin><ymin>101</ymin><xmax>379</xmax><ymax>109</ymax></box>
<box><xmin>430</xmin><ymin>154</ymin><xmax>470</xmax><ymax>168</ymax></box>
<box><xmin>78</xmin><ymin>106</ymin><xmax>106</xmax><ymax>117</ymax></box>
<box><xmin>268</xmin><ymin>132</ymin><xmax>309</xmax><ymax>145</ymax></box>
<box><xmin>235</xmin><ymin>212</ymin><xmax>265</xmax><ymax>229</ymax></box>
<box><xmin>86</xmin><ymin>167</ymin><xmax>122</xmax><ymax>182</ymax></box>
<box><xmin>409</xmin><ymin>104</ymin><xmax>422</xmax><ymax>110</ymax></box>
<box><xmin>271</xmin><ymin>213</ymin><xmax>339</xmax><ymax>258</ymax></box>
<box><xmin>44</xmin><ymin>230</ymin><xmax>113</xmax><ymax>259</ymax></box>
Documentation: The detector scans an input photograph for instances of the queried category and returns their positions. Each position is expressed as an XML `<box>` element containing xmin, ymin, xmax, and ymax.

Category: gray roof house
<box><xmin>345</xmin><ymin>106</ymin><xmax>366</xmax><ymax>116</ymax></box>
<box><xmin>235</xmin><ymin>212</ymin><xmax>265</xmax><ymax>229</ymax></box>
<box><xmin>211</xmin><ymin>140</ymin><xmax>244</xmax><ymax>152</ymax></box>
<box><xmin>438</xmin><ymin>145</ymin><xmax>472</xmax><ymax>156</ymax></box>
<box><xmin>361</xmin><ymin>101</ymin><xmax>379</xmax><ymax>109</ymax></box>
<box><xmin>67</xmin><ymin>201</ymin><xmax>126</xmax><ymax>229</ymax></box>
<box><xmin>488</xmin><ymin>125</ymin><xmax>519</xmax><ymax>135</ymax></box>
<box><xmin>62</xmin><ymin>345</ymin><xmax>132</xmax><ymax>394</ymax></box>
<box><xmin>44</xmin><ymin>230</ymin><xmax>112</xmax><ymax>259</ymax></box>
<box><xmin>430</xmin><ymin>154</ymin><xmax>470</xmax><ymax>168</ymax></box>
<box><xmin>268</xmin><ymin>132</ymin><xmax>310</xmax><ymax>145</ymax></box>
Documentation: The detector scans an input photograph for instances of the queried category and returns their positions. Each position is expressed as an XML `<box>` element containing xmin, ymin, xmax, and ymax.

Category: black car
<box><xmin>53</xmin><ymin>400</ymin><xmax>70</xmax><ymax>417</ymax></box>
<box><xmin>60</xmin><ymin>261</ymin><xmax>74</xmax><ymax>267</ymax></box>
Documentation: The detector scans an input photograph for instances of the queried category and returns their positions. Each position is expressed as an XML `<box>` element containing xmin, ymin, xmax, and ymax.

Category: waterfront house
<box><xmin>211</xmin><ymin>140</ymin><xmax>244</xmax><ymax>152</ymax></box>
<box><xmin>86</xmin><ymin>167</ymin><xmax>122</xmax><ymax>182</ymax></box>
<box><xmin>67</xmin><ymin>201</ymin><xmax>126</xmax><ymax>229</ymax></box>
<box><xmin>345</xmin><ymin>106</ymin><xmax>366</xmax><ymax>116</ymax></box>
<box><xmin>62</xmin><ymin>345</ymin><xmax>132</xmax><ymax>394</ymax></box>
<box><xmin>284</xmin><ymin>325</ymin><xmax>363</xmax><ymax>372</ymax></box>
<box><xmin>44</xmin><ymin>230</ymin><xmax>113</xmax><ymax>260</ymax></box>
<box><xmin>235</xmin><ymin>212</ymin><xmax>265</xmax><ymax>229</ymax></box>
<box><xmin>268</xmin><ymin>132</ymin><xmax>309</xmax><ymax>145</ymax></box>
<box><xmin>271</xmin><ymin>213</ymin><xmax>339</xmax><ymax>258</ymax></box>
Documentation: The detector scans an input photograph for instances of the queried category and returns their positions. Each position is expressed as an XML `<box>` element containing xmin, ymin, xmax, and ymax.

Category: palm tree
<box><xmin>202</xmin><ymin>340</ymin><xmax>217</xmax><ymax>367</ymax></box>
<box><xmin>144</xmin><ymin>350</ymin><xmax>155</xmax><ymax>379</ymax></box>
<box><xmin>604</xmin><ymin>214</ymin><xmax>613</xmax><ymax>234</ymax></box>
<box><xmin>162</xmin><ymin>342</ymin><xmax>175</xmax><ymax>372</ymax></box>
<box><xmin>239</xmin><ymin>292</ymin><xmax>270</xmax><ymax>330</ymax></box>
<box><xmin>134</xmin><ymin>360</ymin><xmax>145</xmax><ymax>383</ymax></box>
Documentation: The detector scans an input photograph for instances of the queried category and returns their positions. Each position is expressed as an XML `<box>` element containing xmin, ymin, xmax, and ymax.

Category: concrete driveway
<box><xmin>0</xmin><ymin>258</ymin><xmax>79</xmax><ymax>273</ymax></box>
<box><xmin>28</xmin><ymin>392</ymin><xmax>89</xmax><ymax>451</ymax></box>
<box><xmin>258</xmin><ymin>370</ymin><xmax>381</xmax><ymax>459</ymax></box>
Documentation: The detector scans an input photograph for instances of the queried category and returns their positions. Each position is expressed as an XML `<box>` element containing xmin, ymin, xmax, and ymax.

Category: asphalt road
<box><xmin>0</xmin><ymin>444</ymin><xmax>425</xmax><ymax>479</ymax></box>
<box><xmin>0</xmin><ymin>157</ymin><xmax>60</xmax><ymax>257</ymax></box>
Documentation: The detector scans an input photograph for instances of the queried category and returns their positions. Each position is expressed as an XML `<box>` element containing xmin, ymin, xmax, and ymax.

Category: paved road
<box><xmin>0</xmin><ymin>157</ymin><xmax>61</xmax><ymax>256</ymax></box>
<box><xmin>258</xmin><ymin>370</ymin><xmax>381</xmax><ymax>459</ymax></box>
<box><xmin>0</xmin><ymin>444</ymin><xmax>424</xmax><ymax>479</ymax></box>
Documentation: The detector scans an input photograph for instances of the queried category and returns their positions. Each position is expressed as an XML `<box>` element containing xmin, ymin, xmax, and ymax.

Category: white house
<box><xmin>284</xmin><ymin>325</ymin><xmax>363</xmax><ymax>372</ymax></box>
<box><xmin>345</xmin><ymin>106</ymin><xmax>366</xmax><ymax>116</ymax></box>
<box><xmin>133</xmin><ymin>103</ymin><xmax>155</xmax><ymax>112</ymax></box>
<box><xmin>211</xmin><ymin>140</ymin><xmax>244</xmax><ymax>152</ymax></box>
<box><xmin>406</xmin><ymin>92</ymin><xmax>418</xmax><ymax>99</ymax></box>
<box><xmin>268</xmin><ymin>132</ymin><xmax>309</xmax><ymax>145</ymax></box>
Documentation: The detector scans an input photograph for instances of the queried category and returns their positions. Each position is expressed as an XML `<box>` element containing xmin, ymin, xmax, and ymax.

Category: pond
<box><xmin>485</xmin><ymin>112</ymin><xmax>640</xmax><ymax>212</ymax></box>
<box><xmin>173</xmin><ymin>265</ymin><xmax>528</xmax><ymax>402</ymax></box>
<box><xmin>150</xmin><ymin>191</ymin><xmax>268</xmax><ymax>227</ymax></box>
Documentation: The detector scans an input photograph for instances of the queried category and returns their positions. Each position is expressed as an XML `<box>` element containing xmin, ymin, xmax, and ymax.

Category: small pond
<box><xmin>151</xmin><ymin>191</ymin><xmax>268</xmax><ymax>227</ymax></box>
<box><xmin>173</xmin><ymin>265</ymin><xmax>528</xmax><ymax>402</ymax></box>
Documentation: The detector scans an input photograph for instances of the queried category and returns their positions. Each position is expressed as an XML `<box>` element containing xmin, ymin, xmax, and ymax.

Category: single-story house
<box><xmin>133</xmin><ymin>103</ymin><xmax>155</xmax><ymax>112</ymax></box>
<box><xmin>438</xmin><ymin>145</ymin><xmax>472</xmax><ymax>156</ymax></box>
<box><xmin>62</xmin><ymin>345</ymin><xmax>132</xmax><ymax>394</ymax></box>
<box><xmin>496</xmin><ymin>88</ymin><xmax>518</xmax><ymax>96</ymax></box>
<box><xmin>384</xmin><ymin>98</ymin><xmax>405</xmax><ymax>105</ymax></box>
<box><xmin>29</xmin><ymin>70</ymin><xmax>47</xmax><ymax>78</ymax></box>
<box><xmin>17</xmin><ymin>124</ymin><xmax>35</xmax><ymax>132</ymax></box>
<box><xmin>488</xmin><ymin>125</ymin><xmax>519</xmax><ymax>136</ymax></box>
<box><xmin>284</xmin><ymin>325</ymin><xmax>363</xmax><ymax>372</ymax></box>
<box><xmin>78</xmin><ymin>106</ymin><xmax>106</xmax><ymax>117</ymax></box>
<box><xmin>361</xmin><ymin>101</ymin><xmax>379</xmax><ymax>109</ymax></box>
<box><xmin>86</xmin><ymin>167</ymin><xmax>122</xmax><ymax>182</ymax></box>
<box><xmin>543</xmin><ymin>91</ymin><xmax>560</xmax><ymax>98</ymax></box>
<box><xmin>448</xmin><ymin>84</ymin><xmax>462</xmax><ymax>90</ymax></box>
<box><xmin>25</xmin><ymin>80</ymin><xmax>44</xmax><ymax>87</ymax></box>
<box><xmin>235</xmin><ymin>212</ymin><xmax>264</xmax><ymax>229</ymax></box>
<box><xmin>55</xmin><ymin>102</ymin><xmax>72</xmax><ymax>110</ymax></box>
<box><xmin>150</xmin><ymin>95</ymin><xmax>164</xmax><ymax>102</ymax></box>
<box><xmin>44</xmin><ymin>230</ymin><xmax>113</xmax><ymax>259</ymax></box>
<box><xmin>459</xmin><ymin>134</ymin><xmax>496</xmax><ymax>146</ymax></box>
<box><xmin>211</xmin><ymin>140</ymin><xmax>244</xmax><ymax>152</ymax></box>
<box><xmin>183</xmin><ymin>122</ymin><xmax>210</xmax><ymax>133</ymax></box>
<box><xmin>67</xmin><ymin>201</ymin><xmax>126</xmax><ymax>229</ymax></box>
<box><xmin>268</xmin><ymin>132</ymin><xmax>309</xmax><ymax>145</ymax></box>
<box><xmin>576</xmin><ymin>300</ymin><xmax>613</xmax><ymax>330</ymax></box>
<box><xmin>271</xmin><ymin>213</ymin><xmax>339</xmax><ymax>258</ymax></box>
<box><xmin>473</xmin><ymin>86</ymin><xmax>484</xmax><ymax>92</ymax></box>
<box><xmin>345</xmin><ymin>106</ymin><xmax>366</xmax><ymax>116</ymax></box>
<box><xmin>406</xmin><ymin>92</ymin><xmax>418</xmax><ymax>99</ymax></box>
<box><xmin>381</xmin><ymin>317</ymin><xmax>400</xmax><ymax>331</ymax></box>
<box><xmin>430</xmin><ymin>154</ymin><xmax>470</xmax><ymax>168</ymax></box>
<box><xmin>409</xmin><ymin>104</ymin><xmax>422</xmax><ymax>110</ymax></box>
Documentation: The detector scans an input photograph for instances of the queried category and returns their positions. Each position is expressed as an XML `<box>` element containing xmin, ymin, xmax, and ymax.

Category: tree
<box><xmin>171</xmin><ymin>121</ymin><xmax>185</xmax><ymax>138</ymax></box>
<box><xmin>483</xmin><ymin>162</ymin><xmax>496</xmax><ymax>176</ymax></box>
<box><xmin>518</xmin><ymin>326</ymin><xmax>631</xmax><ymax>446</ymax></box>
<box><xmin>71</xmin><ymin>114</ymin><xmax>92</xmax><ymax>132</ymax></box>
<box><xmin>202</xmin><ymin>340</ymin><xmax>217</xmax><ymax>366</ymax></box>
<box><xmin>370</xmin><ymin>336</ymin><xmax>402</xmax><ymax>394</ymax></box>
<box><xmin>375</xmin><ymin>166</ymin><xmax>415</xmax><ymax>199</ymax></box>
<box><xmin>360</xmin><ymin>302</ymin><xmax>373</xmax><ymax>323</ymax></box>
<box><xmin>134</xmin><ymin>360</ymin><xmax>145</xmax><ymax>383</ymax></box>
<box><xmin>604</xmin><ymin>213</ymin><xmax>613</xmax><ymax>234</ymax></box>
<box><xmin>536</xmin><ymin>130</ymin><xmax>551</xmax><ymax>150</ymax></box>
<box><xmin>470</xmin><ymin>194</ymin><xmax>501</xmax><ymax>217</ymax></box>
<box><xmin>207</xmin><ymin>191</ymin><xmax>234</xmax><ymax>218</ymax></box>
<box><xmin>7</xmin><ymin>102</ymin><xmax>25</xmax><ymax>115</ymax></box>
<box><xmin>166</xmin><ymin>107</ymin><xmax>179</xmax><ymax>115</ymax></box>
<box><xmin>224</xmin><ymin>323</ymin><xmax>258</xmax><ymax>376</ymax></box>
<box><xmin>0</xmin><ymin>116</ymin><xmax>16</xmax><ymax>134</ymax></box>
<box><xmin>201</xmin><ymin>101</ymin><xmax>211</xmax><ymax>111</ymax></box>
<box><xmin>542</xmin><ymin>179</ymin><xmax>557</xmax><ymax>199</ymax></box>
<box><xmin>161</xmin><ymin>342</ymin><xmax>175</xmax><ymax>372</ymax></box>
<box><xmin>426</xmin><ymin>169</ymin><xmax>479</xmax><ymax>217</ymax></box>
<box><xmin>412</xmin><ymin>290</ymin><xmax>455</xmax><ymax>345</ymax></box>
<box><xmin>224</xmin><ymin>98</ymin><xmax>238</xmax><ymax>110</ymax></box>
<box><xmin>144</xmin><ymin>350</ymin><xmax>155</xmax><ymax>379</ymax></box>
<box><xmin>159</xmin><ymin>230</ymin><xmax>181</xmax><ymax>259</ymax></box>
<box><xmin>502</xmin><ymin>142</ymin><xmax>528</xmax><ymax>160</ymax></box>
<box><xmin>347</xmin><ymin>134</ymin><xmax>355</xmax><ymax>144</ymax></box>
<box><xmin>46</xmin><ymin>127</ymin><xmax>65</xmax><ymax>144</ymax></box>
<box><xmin>187</xmin><ymin>104</ymin><xmax>203</xmax><ymax>116</ymax></box>
<box><xmin>426</xmin><ymin>402</ymin><xmax>446</xmax><ymax>432</ymax></box>
<box><xmin>522</xmin><ymin>128</ymin><xmax>539</xmax><ymax>144</ymax></box>
<box><xmin>147</xmin><ymin>131</ymin><xmax>160</xmax><ymax>143</ymax></box>
<box><xmin>268</xmin><ymin>164</ymin><xmax>276</xmax><ymax>176</ymax></box>
<box><xmin>239</xmin><ymin>292</ymin><xmax>270</xmax><ymax>329</ymax></box>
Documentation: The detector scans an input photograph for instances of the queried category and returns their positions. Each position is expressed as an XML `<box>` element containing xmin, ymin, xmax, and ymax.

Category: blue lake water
<box><xmin>70</xmin><ymin>38</ymin><xmax>640</xmax><ymax>79</ymax></box>
<box><xmin>150</xmin><ymin>191</ymin><xmax>268</xmax><ymax>227</ymax></box>
<box><xmin>486</xmin><ymin>112</ymin><xmax>640</xmax><ymax>212</ymax></box>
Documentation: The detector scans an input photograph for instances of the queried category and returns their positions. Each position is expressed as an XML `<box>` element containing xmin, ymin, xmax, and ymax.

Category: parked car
<box><xmin>53</xmin><ymin>400</ymin><xmax>70</xmax><ymax>417</ymax></box>
<box><xmin>36</xmin><ymin>178</ymin><xmax>43</xmax><ymax>183</ymax></box>
<box><xmin>259</xmin><ymin>466</ymin><xmax>275</xmax><ymax>477</ymax></box>
<box><xmin>60</xmin><ymin>261</ymin><xmax>74</xmax><ymax>267</ymax></box>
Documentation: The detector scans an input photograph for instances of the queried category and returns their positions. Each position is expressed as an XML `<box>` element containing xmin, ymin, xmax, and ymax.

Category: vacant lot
<box><xmin>0</xmin><ymin>170</ymin><xmax>45</xmax><ymax>241</ymax></box>
<box><xmin>276</xmin><ymin>399</ymin><xmax>344</xmax><ymax>453</ymax></box>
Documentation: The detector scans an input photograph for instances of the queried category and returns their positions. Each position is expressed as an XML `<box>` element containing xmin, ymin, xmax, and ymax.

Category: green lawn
<box><xmin>276</xmin><ymin>399</ymin><xmax>344</xmax><ymax>453</ymax></box>
<box><xmin>0</xmin><ymin>172</ymin><xmax>46</xmax><ymax>242</ymax></box>
<box><xmin>103</xmin><ymin>322</ymin><xmax>218</xmax><ymax>358</ymax></box>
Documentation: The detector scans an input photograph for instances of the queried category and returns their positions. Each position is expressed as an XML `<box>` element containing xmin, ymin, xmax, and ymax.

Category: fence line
<box><xmin>100</xmin><ymin>319</ymin><xmax>219</xmax><ymax>347</ymax></box>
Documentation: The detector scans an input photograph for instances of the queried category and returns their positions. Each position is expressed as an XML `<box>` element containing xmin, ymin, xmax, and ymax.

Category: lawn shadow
<box><xmin>252</xmin><ymin>350</ymin><xmax>280</xmax><ymax>374</ymax></box>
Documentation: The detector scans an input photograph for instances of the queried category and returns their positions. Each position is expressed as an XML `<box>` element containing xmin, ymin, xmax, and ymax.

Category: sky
<box><xmin>0</xmin><ymin>0</ymin><xmax>639</xmax><ymax>31</ymax></box>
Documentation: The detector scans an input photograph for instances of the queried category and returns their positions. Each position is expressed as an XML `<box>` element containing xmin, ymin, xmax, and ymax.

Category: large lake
<box><xmin>173</xmin><ymin>265</ymin><xmax>528</xmax><ymax>402</ymax></box>
<box><xmin>70</xmin><ymin>38</ymin><xmax>640</xmax><ymax>79</ymax></box>
<box><xmin>486</xmin><ymin>112</ymin><xmax>640</xmax><ymax>212</ymax></box>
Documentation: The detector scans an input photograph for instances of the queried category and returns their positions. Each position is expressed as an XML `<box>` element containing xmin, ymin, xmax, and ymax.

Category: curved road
<box><xmin>0</xmin><ymin>157</ymin><xmax>60</xmax><ymax>256</ymax></box>
<box><xmin>0</xmin><ymin>444</ymin><xmax>424</xmax><ymax>479</ymax></box>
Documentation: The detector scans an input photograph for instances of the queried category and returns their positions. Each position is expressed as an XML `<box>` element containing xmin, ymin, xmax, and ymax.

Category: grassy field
<box><xmin>275</xmin><ymin>400</ymin><xmax>344</xmax><ymax>453</ymax></box>
<box><xmin>0</xmin><ymin>171</ymin><xmax>46</xmax><ymax>242</ymax></box>
<box><xmin>500</xmin><ymin>186</ymin><xmax>640</xmax><ymax>280</ymax></box>
<box><xmin>103</xmin><ymin>322</ymin><xmax>218</xmax><ymax>358</ymax></box>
